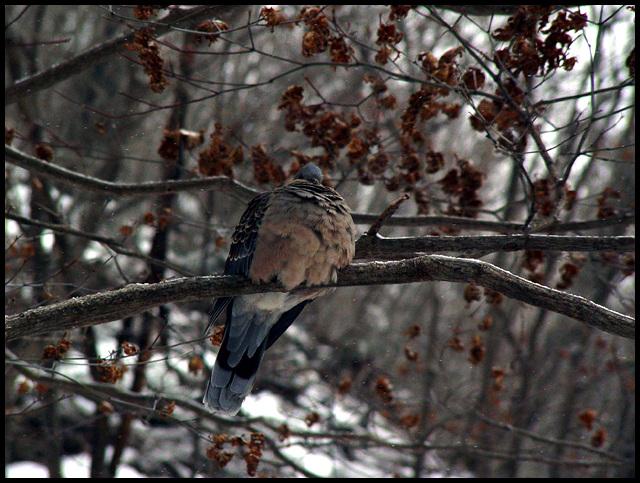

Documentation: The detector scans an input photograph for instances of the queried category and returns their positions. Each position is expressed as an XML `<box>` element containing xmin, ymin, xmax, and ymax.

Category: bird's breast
<box><xmin>248</xmin><ymin>191</ymin><xmax>355</xmax><ymax>291</ymax></box>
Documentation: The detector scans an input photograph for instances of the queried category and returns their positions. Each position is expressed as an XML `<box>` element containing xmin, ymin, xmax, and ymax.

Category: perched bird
<box><xmin>203</xmin><ymin>164</ymin><xmax>356</xmax><ymax>415</ymax></box>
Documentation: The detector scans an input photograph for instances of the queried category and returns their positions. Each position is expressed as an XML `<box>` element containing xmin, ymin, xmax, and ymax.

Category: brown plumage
<box><xmin>203</xmin><ymin>164</ymin><xmax>355</xmax><ymax>415</ymax></box>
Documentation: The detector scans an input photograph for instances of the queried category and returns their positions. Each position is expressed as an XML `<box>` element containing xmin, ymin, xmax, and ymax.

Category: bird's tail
<box><xmin>203</xmin><ymin>304</ymin><xmax>269</xmax><ymax>416</ymax></box>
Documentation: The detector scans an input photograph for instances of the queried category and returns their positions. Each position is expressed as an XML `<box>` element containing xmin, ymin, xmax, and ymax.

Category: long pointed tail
<box><xmin>203</xmin><ymin>306</ymin><xmax>269</xmax><ymax>415</ymax></box>
<box><xmin>203</xmin><ymin>299</ymin><xmax>312</xmax><ymax>415</ymax></box>
<box><xmin>203</xmin><ymin>344</ymin><xmax>267</xmax><ymax>415</ymax></box>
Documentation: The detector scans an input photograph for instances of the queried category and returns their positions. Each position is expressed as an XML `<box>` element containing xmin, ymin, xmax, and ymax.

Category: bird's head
<box><xmin>294</xmin><ymin>163</ymin><xmax>323</xmax><ymax>184</ymax></box>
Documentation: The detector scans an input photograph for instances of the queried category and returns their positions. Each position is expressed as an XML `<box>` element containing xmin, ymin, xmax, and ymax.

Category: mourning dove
<box><xmin>203</xmin><ymin>164</ymin><xmax>356</xmax><ymax>415</ymax></box>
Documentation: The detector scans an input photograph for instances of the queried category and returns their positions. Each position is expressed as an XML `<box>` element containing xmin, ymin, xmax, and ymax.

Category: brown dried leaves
<box><xmin>126</xmin><ymin>28</ymin><xmax>168</xmax><ymax>93</ymax></box>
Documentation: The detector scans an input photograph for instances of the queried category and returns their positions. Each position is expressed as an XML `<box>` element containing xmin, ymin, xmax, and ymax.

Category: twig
<box><xmin>364</xmin><ymin>193</ymin><xmax>410</xmax><ymax>237</ymax></box>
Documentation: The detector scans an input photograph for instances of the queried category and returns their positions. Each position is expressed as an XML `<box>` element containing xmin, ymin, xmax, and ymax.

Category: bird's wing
<box><xmin>225</xmin><ymin>192</ymin><xmax>272</xmax><ymax>277</ymax></box>
<box><xmin>206</xmin><ymin>192</ymin><xmax>272</xmax><ymax>332</ymax></box>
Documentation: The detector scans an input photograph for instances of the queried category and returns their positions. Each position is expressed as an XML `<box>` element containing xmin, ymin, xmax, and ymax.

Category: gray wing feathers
<box><xmin>204</xmin><ymin>192</ymin><xmax>270</xmax><ymax>336</ymax></box>
<box><xmin>225</xmin><ymin>192</ymin><xmax>271</xmax><ymax>277</ymax></box>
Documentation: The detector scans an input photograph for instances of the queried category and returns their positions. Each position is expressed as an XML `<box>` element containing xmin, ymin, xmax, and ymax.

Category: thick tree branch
<box><xmin>355</xmin><ymin>233</ymin><xmax>635</xmax><ymax>259</ymax></box>
<box><xmin>352</xmin><ymin>212</ymin><xmax>635</xmax><ymax>233</ymax></box>
<box><xmin>5</xmin><ymin>256</ymin><xmax>634</xmax><ymax>342</ymax></box>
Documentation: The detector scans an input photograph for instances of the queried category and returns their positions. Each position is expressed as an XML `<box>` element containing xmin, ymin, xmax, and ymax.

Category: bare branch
<box><xmin>5</xmin><ymin>212</ymin><xmax>193</xmax><ymax>275</ymax></box>
<box><xmin>5</xmin><ymin>145</ymin><xmax>260</xmax><ymax>201</ymax></box>
<box><xmin>351</xmin><ymin>212</ymin><xmax>635</xmax><ymax>233</ymax></box>
<box><xmin>5</xmin><ymin>256</ymin><xmax>634</xmax><ymax>342</ymax></box>
<box><xmin>434</xmin><ymin>5</ymin><xmax>582</xmax><ymax>16</ymax></box>
<box><xmin>355</xmin><ymin>234</ymin><xmax>635</xmax><ymax>259</ymax></box>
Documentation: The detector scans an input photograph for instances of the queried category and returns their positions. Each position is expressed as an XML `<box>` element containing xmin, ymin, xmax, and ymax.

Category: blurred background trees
<box><xmin>5</xmin><ymin>5</ymin><xmax>635</xmax><ymax>477</ymax></box>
